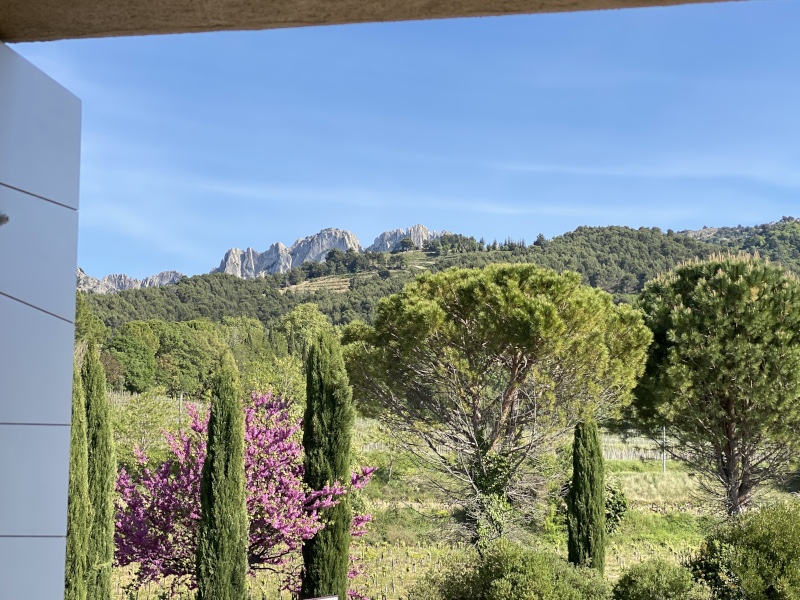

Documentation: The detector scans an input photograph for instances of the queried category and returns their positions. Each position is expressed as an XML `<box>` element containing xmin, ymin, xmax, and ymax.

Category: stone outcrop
<box><xmin>289</xmin><ymin>228</ymin><xmax>362</xmax><ymax>267</ymax></box>
<box><xmin>367</xmin><ymin>224</ymin><xmax>445</xmax><ymax>252</ymax></box>
<box><xmin>79</xmin><ymin>224</ymin><xmax>444</xmax><ymax>291</ymax></box>
<box><xmin>212</xmin><ymin>228</ymin><xmax>362</xmax><ymax>278</ymax></box>
<box><xmin>76</xmin><ymin>268</ymin><xmax>183</xmax><ymax>293</ymax></box>
<box><xmin>214</xmin><ymin>243</ymin><xmax>293</xmax><ymax>279</ymax></box>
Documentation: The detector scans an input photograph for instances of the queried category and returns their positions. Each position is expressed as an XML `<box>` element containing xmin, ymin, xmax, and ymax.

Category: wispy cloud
<box><xmin>80</xmin><ymin>202</ymin><xmax>206</xmax><ymax>259</ymax></box>
<box><xmin>189</xmin><ymin>176</ymin><xmax>702</xmax><ymax>221</ymax></box>
<box><xmin>493</xmin><ymin>158</ymin><xmax>800</xmax><ymax>189</ymax></box>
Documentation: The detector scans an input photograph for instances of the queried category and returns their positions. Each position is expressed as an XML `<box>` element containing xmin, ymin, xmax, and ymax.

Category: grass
<box><xmin>605</xmin><ymin>510</ymin><xmax>712</xmax><ymax>579</ymax></box>
<box><xmin>608</xmin><ymin>460</ymin><xmax>703</xmax><ymax>510</ymax></box>
<box><xmin>113</xmin><ymin>541</ymin><xmax>461</xmax><ymax>600</ymax></box>
<box><xmin>281</xmin><ymin>274</ymin><xmax>353</xmax><ymax>294</ymax></box>
<box><xmin>111</xmin><ymin>424</ymin><xmax>766</xmax><ymax>598</ymax></box>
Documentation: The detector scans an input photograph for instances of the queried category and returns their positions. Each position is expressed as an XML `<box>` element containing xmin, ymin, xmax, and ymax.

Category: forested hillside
<box><xmin>682</xmin><ymin>215</ymin><xmax>800</xmax><ymax>272</ymax></box>
<box><xmin>84</xmin><ymin>225</ymin><xmax>721</xmax><ymax>330</ymax></box>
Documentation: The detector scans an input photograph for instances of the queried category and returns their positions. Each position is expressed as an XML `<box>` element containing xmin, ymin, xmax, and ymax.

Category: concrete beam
<box><xmin>0</xmin><ymin>0</ymin><xmax>740</xmax><ymax>43</ymax></box>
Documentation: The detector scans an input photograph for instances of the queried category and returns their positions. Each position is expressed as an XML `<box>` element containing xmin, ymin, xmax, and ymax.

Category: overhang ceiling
<box><xmin>0</xmin><ymin>0</ymin><xmax>737</xmax><ymax>43</ymax></box>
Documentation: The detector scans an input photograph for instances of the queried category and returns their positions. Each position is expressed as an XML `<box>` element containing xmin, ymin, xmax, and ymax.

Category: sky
<box><xmin>11</xmin><ymin>0</ymin><xmax>800</xmax><ymax>279</ymax></box>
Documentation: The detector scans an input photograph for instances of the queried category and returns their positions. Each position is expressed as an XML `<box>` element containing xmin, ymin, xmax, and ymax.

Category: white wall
<box><xmin>0</xmin><ymin>42</ymin><xmax>81</xmax><ymax>599</ymax></box>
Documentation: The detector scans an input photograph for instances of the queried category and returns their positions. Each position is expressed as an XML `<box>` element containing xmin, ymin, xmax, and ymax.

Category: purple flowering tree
<box><xmin>115</xmin><ymin>393</ymin><xmax>373</xmax><ymax>594</ymax></box>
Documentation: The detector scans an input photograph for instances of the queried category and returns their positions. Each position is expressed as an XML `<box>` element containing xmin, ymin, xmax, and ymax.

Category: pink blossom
<box><xmin>115</xmin><ymin>393</ymin><xmax>372</xmax><ymax>596</ymax></box>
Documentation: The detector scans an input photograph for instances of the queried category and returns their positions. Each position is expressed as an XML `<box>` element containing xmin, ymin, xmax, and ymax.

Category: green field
<box><xmin>109</xmin><ymin>410</ymin><xmax>751</xmax><ymax>599</ymax></box>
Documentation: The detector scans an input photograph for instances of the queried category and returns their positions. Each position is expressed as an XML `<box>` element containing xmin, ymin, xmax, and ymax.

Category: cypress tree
<box><xmin>82</xmin><ymin>343</ymin><xmax>115</xmax><ymax>600</ymax></box>
<box><xmin>301</xmin><ymin>333</ymin><xmax>355</xmax><ymax>600</ymax></box>
<box><xmin>567</xmin><ymin>418</ymin><xmax>606</xmax><ymax>574</ymax></box>
<box><xmin>65</xmin><ymin>355</ymin><xmax>91</xmax><ymax>600</ymax></box>
<box><xmin>195</xmin><ymin>353</ymin><xmax>248</xmax><ymax>600</ymax></box>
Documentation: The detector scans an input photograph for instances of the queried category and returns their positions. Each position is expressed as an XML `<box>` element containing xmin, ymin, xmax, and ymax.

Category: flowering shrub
<box><xmin>115</xmin><ymin>393</ymin><xmax>373</xmax><ymax>595</ymax></box>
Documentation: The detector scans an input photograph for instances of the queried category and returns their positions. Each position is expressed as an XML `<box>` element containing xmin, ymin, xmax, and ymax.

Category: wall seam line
<box><xmin>0</xmin><ymin>422</ymin><xmax>70</xmax><ymax>427</ymax></box>
<box><xmin>0</xmin><ymin>290</ymin><xmax>75</xmax><ymax>324</ymax></box>
<box><xmin>0</xmin><ymin>181</ymin><xmax>78</xmax><ymax>211</ymax></box>
<box><xmin>0</xmin><ymin>535</ymin><xmax>66</xmax><ymax>539</ymax></box>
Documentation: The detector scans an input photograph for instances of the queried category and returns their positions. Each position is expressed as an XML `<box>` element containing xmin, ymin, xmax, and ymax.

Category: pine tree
<box><xmin>567</xmin><ymin>418</ymin><xmax>606</xmax><ymax>574</ymax></box>
<box><xmin>82</xmin><ymin>343</ymin><xmax>115</xmax><ymax>600</ymax></box>
<box><xmin>195</xmin><ymin>353</ymin><xmax>248</xmax><ymax>600</ymax></box>
<box><xmin>65</xmin><ymin>355</ymin><xmax>91</xmax><ymax>600</ymax></box>
<box><xmin>633</xmin><ymin>254</ymin><xmax>800</xmax><ymax>514</ymax></box>
<box><xmin>301</xmin><ymin>333</ymin><xmax>355</xmax><ymax>600</ymax></box>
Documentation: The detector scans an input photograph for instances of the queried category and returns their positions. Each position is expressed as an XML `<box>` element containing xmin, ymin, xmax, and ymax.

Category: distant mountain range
<box><xmin>77</xmin><ymin>224</ymin><xmax>447</xmax><ymax>293</ymax></box>
<box><xmin>76</xmin><ymin>268</ymin><xmax>185</xmax><ymax>295</ymax></box>
<box><xmin>77</xmin><ymin>217</ymin><xmax>800</xmax><ymax>295</ymax></box>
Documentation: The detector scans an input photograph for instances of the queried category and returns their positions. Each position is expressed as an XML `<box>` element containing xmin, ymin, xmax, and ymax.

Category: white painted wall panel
<box><xmin>0</xmin><ymin>42</ymin><xmax>81</xmax><ymax>598</ymax></box>
<box><xmin>0</xmin><ymin>186</ymin><xmax>78</xmax><ymax>321</ymax></box>
<box><xmin>0</xmin><ymin>43</ymin><xmax>81</xmax><ymax>208</ymax></box>
<box><xmin>0</xmin><ymin>537</ymin><xmax>67</xmax><ymax>599</ymax></box>
<box><xmin>0</xmin><ymin>294</ymin><xmax>74</xmax><ymax>425</ymax></box>
<box><xmin>0</xmin><ymin>424</ymin><xmax>70</xmax><ymax>536</ymax></box>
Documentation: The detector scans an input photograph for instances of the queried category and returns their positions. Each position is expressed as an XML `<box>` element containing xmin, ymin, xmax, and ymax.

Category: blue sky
<box><xmin>12</xmin><ymin>0</ymin><xmax>800</xmax><ymax>279</ymax></box>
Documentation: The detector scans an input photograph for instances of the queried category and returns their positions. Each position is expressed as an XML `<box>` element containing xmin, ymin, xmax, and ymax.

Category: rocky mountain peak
<box><xmin>79</xmin><ymin>224</ymin><xmax>442</xmax><ymax>291</ymax></box>
<box><xmin>76</xmin><ymin>268</ymin><xmax>183</xmax><ymax>294</ymax></box>
<box><xmin>289</xmin><ymin>228</ymin><xmax>362</xmax><ymax>267</ymax></box>
<box><xmin>367</xmin><ymin>224</ymin><xmax>445</xmax><ymax>252</ymax></box>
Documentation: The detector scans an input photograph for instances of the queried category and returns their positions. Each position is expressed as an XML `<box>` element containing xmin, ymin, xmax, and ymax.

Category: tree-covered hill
<box><xmin>432</xmin><ymin>225</ymin><xmax>716</xmax><ymax>296</ymax></box>
<box><xmin>682</xmin><ymin>216</ymin><xmax>800</xmax><ymax>272</ymax></box>
<box><xmin>84</xmin><ymin>225</ymin><xmax>727</xmax><ymax>330</ymax></box>
<box><xmin>84</xmin><ymin>270</ymin><xmax>414</xmax><ymax>330</ymax></box>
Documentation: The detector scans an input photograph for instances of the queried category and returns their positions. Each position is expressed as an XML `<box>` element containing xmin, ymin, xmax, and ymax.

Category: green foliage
<box><xmin>109</xmin><ymin>326</ymin><xmax>157</xmax><ymax>394</ymax></box>
<box><xmin>83</xmin><ymin>270</ymin><xmax>411</xmax><ymax>331</ymax></box>
<box><xmin>426</xmin><ymin>233</ymin><xmax>481</xmax><ymax>255</ymax></box>
<box><xmin>475</xmin><ymin>493</ymin><xmax>516</xmax><ymax>548</ymax></box>
<box><xmin>195</xmin><ymin>353</ymin><xmax>248</xmax><ymax>600</ymax></box>
<box><xmin>568</xmin><ymin>420</ymin><xmax>606</xmax><ymax>573</ymax></box>
<box><xmin>687</xmin><ymin>536</ymin><xmax>745</xmax><ymax>600</ymax></box>
<box><xmin>613</xmin><ymin>559</ymin><xmax>710</xmax><ymax>600</ymax></box>
<box><xmin>239</xmin><ymin>353</ymin><xmax>305</xmax><ymax>405</ymax></box>
<box><xmin>301</xmin><ymin>332</ymin><xmax>355</xmax><ymax>600</ymax></box>
<box><xmin>82</xmin><ymin>225</ymin><xmax>720</xmax><ymax>332</ymax></box>
<box><xmin>411</xmin><ymin>540</ymin><xmax>611</xmax><ymax>600</ymax></box>
<box><xmin>276</xmin><ymin>303</ymin><xmax>333</xmax><ymax>357</ymax></box>
<box><xmin>347</xmin><ymin>264</ymin><xmax>651</xmax><ymax>527</ymax></box>
<box><xmin>604</xmin><ymin>478</ymin><xmax>629</xmax><ymax>535</ymax></box>
<box><xmin>688</xmin><ymin>502</ymin><xmax>800</xmax><ymax>600</ymax></box>
<box><xmin>435</xmin><ymin>226</ymin><xmax>716</xmax><ymax>298</ymax></box>
<box><xmin>322</xmin><ymin>248</ymin><xmax>391</xmax><ymax>275</ymax></box>
<box><xmin>75</xmin><ymin>293</ymin><xmax>109</xmax><ymax>347</ymax></box>
<box><xmin>685</xmin><ymin>216</ymin><xmax>800</xmax><ymax>274</ymax></box>
<box><xmin>632</xmin><ymin>254</ymin><xmax>800</xmax><ymax>514</ymax></box>
<box><xmin>82</xmin><ymin>344</ymin><xmax>115</xmax><ymax>600</ymax></box>
<box><xmin>65</xmin><ymin>355</ymin><xmax>91</xmax><ymax>600</ymax></box>
<box><xmin>395</xmin><ymin>237</ymin><xmax>417</xmax><ymax>252</ymax></box>
<box><xmin>109</xmin><ymin>320</ymin><xmax>228</xmax><ymax>398</ymax></box>
<box><xmin>110</xmin><ymin>388</ymin><xmax>185</xmax><ymax>472</ymax></box>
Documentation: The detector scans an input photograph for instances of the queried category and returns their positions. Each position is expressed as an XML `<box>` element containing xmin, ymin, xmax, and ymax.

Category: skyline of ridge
<box><xmin>77</xmin><ymin>215</ymin><xmax>797</xmax><ymax>282</ymax></box>
<box><xmin>14</xmin><ymin>0</ymin><xmax>800</xmax><ymax>279</ymax></box>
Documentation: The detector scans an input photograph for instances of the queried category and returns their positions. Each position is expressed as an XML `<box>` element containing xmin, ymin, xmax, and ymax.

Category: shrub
<box><xmin>557</xmin><ymin>476</ymin><xmax>629</xmax><ymax>536</ymax></box>
<box><xmin>686</xmin><ymin>537</ymin><xmax>744</xmax><ymax>600</ymax></box>
<box><xmin>605</xmin><ymin>478</ymin><xmax>629</xmax><ymax>535</ymax></box>
<box><xmin>410</xmin><ymin>540</ymin><xmax>611</xmax><ymax>600</ymax></box>
<box><xmin>688</xmin><ymin>502</ymin><xmax>800</xmax><ymax>600</ymax></box>
<box><xmin>613</xmin><ymin>559</ymin><xmax>710</xmax><ymax>600</ymax></box>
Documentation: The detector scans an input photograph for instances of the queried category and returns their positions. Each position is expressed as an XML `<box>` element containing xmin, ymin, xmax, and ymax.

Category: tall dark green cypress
<box><xmin>82</xmin><ymin>343</ymin><xmax>115</xmax><ymax>600</ymax></box>
<box><xmin>301</xmin><ymin>333</ymin><xmax>355</xmax><ymax>600</ymax></box>
<box><xmin>567</xmin><ymin>418</ymin><xmax>606</xmax><ymax>574</ymax></box>
<box><xmin>65</xmin><ymin>355</ymin><xmax>91</xmax><ymax>600</ymax></box>
<box><xmin>195</xmin><ymin>353</ymin><xmax>248</xmax><ymax>600</ymax></box>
